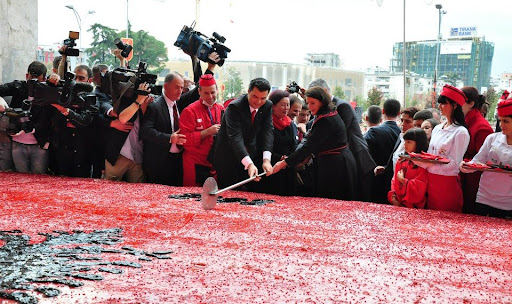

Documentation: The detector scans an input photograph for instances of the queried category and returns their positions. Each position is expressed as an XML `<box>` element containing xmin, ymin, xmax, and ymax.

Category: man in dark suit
<box><xmin>308</xmin><ymin>79</ymin><xmax>377</xmax><ymax>202</ymax></box>
<box><xmin>364</xmin><ymin>99</ymin><xmax>401</xmax><ymax>203</ymax></box>
<box><xmin>376</xmin><ymin>106</ymin><xmax>419</xmax><ymax>202</ymax></box>
<box><xmin>213</xmin><ymin>78</ymin><xmax>274</xmax><ymax>189</ymax></box>
<box><xmin>139</xmin><ymin>57</ymin><xmax>218</xmax><ymax>186</ymax></box>
<box><xmin>139</xmin><ymin>72</ymin><xmax>187</xmax><ymax>186</ymax></box>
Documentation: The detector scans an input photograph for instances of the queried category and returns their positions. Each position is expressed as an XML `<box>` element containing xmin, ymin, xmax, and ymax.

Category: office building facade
<box><xmin>391</xmin><ymin>37</ymin><xmax>494</xmax><ymax>91</ymax></box>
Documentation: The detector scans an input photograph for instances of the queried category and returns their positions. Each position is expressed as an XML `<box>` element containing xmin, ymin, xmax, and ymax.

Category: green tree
<box><xmin>86</xmin><ymin>23</ymin><xmax>168</xmax><ymax>74</ymax></box>
<box><xmin>485</xmin><ymin>86</ymin><xmax>499</xmax><ymax>122</ymax></box>
<box><xmin>423</xmin><ymin>91</ymin><xmax>436</xmax><ymax>109</ymax></box>
<box><xmin>444</xmin><ymin>72</ymin><xmax>461</xmax><ymax>86</ymax></box>
<box><xmin>222</xmin><ymin>66</ymin><xmax>244</xmax><ymax>100</ymax></box>
<box><xmin>332</xmin><ymin>85</ymin><xmax>346</xmax><ymax>100</ymax></box>
<box><xmin>118</xmin><ymin>29</ymin><xmax>168</xmax><ymax>74</ymax></box>
<box><xmin>86</xmin><ymin>23</ymin><xmax>119</xmax><ymax>67</ymax></box>
<box><xmin>366</xmin><ymin>86</ymin><xmax>383</xmax><ymax>108</ymax></box>
<box><xmin>354</xmin><ymin>95</ymin><xmax>364</xmax><ymax>104</ymax></box>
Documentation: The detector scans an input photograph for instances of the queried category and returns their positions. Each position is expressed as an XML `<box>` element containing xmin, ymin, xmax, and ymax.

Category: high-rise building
<box><xmin>391</xmin><ymin>37</ymin><xmax>494</xmax><ymax>91</ymax></box>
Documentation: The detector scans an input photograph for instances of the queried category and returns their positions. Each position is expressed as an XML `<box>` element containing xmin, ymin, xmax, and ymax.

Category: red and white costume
<box><xmin>179</xmin><ymin>99</ymin><xmax>223</xmax><ymax>186</ymax></box>
<box><xmin>470</xmin><ymin>133</ymin><xmax>512</xmax><ymax>210</ymax></box>
<box><xmin>467</xmin><ymin>98</ymin><xmax>512</xmax><ymax>210</ymax></box>
<box><xmin>179</xmin><ymin>75</ymin><xmax>224</xmax><ymax>186</ymax></box>
<box><xmin>422</xmin><ymin>122</ymin><xmax>470</xmax><ymax>212</ymax></box>
<box><xmin>418</xmin><ymin>85</ymin><xmax>470</xmax><ymax>212</ymax></box>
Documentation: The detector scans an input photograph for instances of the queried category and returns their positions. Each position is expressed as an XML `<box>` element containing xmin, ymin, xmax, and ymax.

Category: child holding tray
<box><xmin>413</xmin><ymin>85</ymin><xmax>470</xmax><ymax>212</ymax></box>
<box><xmin>388</xmin><ymin>128</ymin><xmax>429</xmax><ymax>208</ymax></box>
<box><xmin>460</xmin><ymin>98</ymin><xmax>512</xmax><ymax>218</ymax></box>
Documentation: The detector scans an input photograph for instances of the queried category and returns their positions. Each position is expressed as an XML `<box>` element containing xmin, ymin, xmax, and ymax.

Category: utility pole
<box><xmin>433</xmin><ymin>4</ymin><xmax>447</xmax><ymax>106</ymax></box>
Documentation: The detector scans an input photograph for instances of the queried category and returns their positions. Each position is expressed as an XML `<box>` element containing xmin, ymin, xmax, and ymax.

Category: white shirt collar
<box><xmin>496</xmin><ymin>132</ymin><xmax>508</xmax><ymax>144</ymax></box>
<box><xmin>440</xmin><ymin>121</ymin><xmax>460</xmax><ymax>132</ymax></box>
<box><xmin>162</xmin><ymin>90</ymin><xmax>176</xmax><ymax>107</ymax></box>
<box><xmin>202</xmin><ymin>99</ymin><xmax>215</xmax><ymax>108</ymax></box>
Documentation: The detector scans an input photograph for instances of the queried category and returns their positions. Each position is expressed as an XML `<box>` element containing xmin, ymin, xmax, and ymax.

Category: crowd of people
<box><xmin>0</xmin><ymin>51</ymin><xmax>511</xmax><ymax>219</ymax></box>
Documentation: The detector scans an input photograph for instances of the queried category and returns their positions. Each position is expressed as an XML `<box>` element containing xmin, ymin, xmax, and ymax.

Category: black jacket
<box><xmin>139</xmin><ymin>95</ymin><xmax>183</xmax><ymax>185</ymax></box>
<box><xmin>333</xmin><ymin>97</ymin><xmax>376</xmax><ymax>201</ymax></box>
<box><xmin>213</xmin><ymin>94</ymin><xmax>274</xmax><ymax>188</ymax></box>
<box><xmin>0</xmin><ymin>80</ymin><xmax>52</xmax><ymax>148</ymax></box>
<box><xmin>333</xmin><ymin>96</ymin><xmax>376</xmax><ymax>174</ymax></box>
<box><xmin>286</xmin><ymin>111</ymin><xmax>357</xmax><ymax>200</ymax></box>
<box><xmin>363</xmin><ymin>120</ymin><xmax>401</xmax><ymax>166</ymax></box>
<box><xmin>364</xmin><ymin>120</ymin><xmax>401</xmax><ymax>203</ymax></box>
<box><xmin>104</xmin><ymin>96</ymin><xmax>141</xmax><ymax>166</ymax></box>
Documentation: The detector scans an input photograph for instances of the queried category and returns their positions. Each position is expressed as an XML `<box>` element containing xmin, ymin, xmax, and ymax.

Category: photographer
<box><xmin>56</xmin><ymin>45</ymin><xmax>87</xmax><ymax>79</ymax></box>
<box><xmin>56</xmin><ymin>46</ymin><xmax>70</xmax><ymax>79</ymax></box>
<box><xmin>0</xmin><ymin>61</ymin><xmax>52</xmax><ymax>174</ymax></box>
<box><xmin>0</xmin><ymin>98</ymin><xmax>12</xmax><ymax>171</ymax></box>
<box><xmin>49</xmin><ymin>65</ymin><xmax>97</xmax><ymax>178</ymax></box>
<box><xmin>103</xmin><ymin>79</ymin><xmax>152</xmax><ymax>183</ymax></box>
<box><xmin>52</xmin><ymin>56</ymin><xmax>63</xmax><ymax>75</ymax></box>
<box><xmin>89</xmin><ymin>56</ymin><xmax>134</xmax><ymax>178</ymax></box>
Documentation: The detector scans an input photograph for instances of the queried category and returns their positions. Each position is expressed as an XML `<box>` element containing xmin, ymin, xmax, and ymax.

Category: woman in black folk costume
<box><xmin>258</xmin><ymin>90</ymin><xmax>298</xmax><ymax>195</ymax></box>
<box><xmin>272</xmin><ymin>87</ymin><xmax>357</xmax><ymax>200</ymax></box>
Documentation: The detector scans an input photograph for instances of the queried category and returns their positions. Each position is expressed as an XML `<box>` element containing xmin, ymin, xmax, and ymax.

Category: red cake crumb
<box><xmin>1</xmin><ymin>172</ymin><xmax>511</xmax><ymax>303</ymax></box>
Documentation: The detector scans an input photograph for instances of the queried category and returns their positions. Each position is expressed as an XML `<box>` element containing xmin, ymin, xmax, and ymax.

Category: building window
<box><xmin>159</xmin><ymin>68</ymin><xmax>170</xmax><ymax>77</ymax></box>
<box><xmin>345</xmin><ymin>90</ymin><xmax>352</xmax><ymax>100</ymax></box>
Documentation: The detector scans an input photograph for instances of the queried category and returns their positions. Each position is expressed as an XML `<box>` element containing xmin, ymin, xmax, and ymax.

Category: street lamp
<box><xmin>65</xmin><ymin>5</ymin><xmax>95</xmax><ymax>49</ymax></box>
<box><xmin>433</xmin><ymin>4</ymin><xmax>447</xmax><ymax>101</ymax></box>
<box><xmin>126</xmin><ymin>0</ymin><xmax>129</xmax><ymax>38</ymax></box>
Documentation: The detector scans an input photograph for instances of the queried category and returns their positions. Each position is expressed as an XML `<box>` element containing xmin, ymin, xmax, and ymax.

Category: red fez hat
<box><xmin>500</xmin><ymin>90</ymin><xmax>510</xmax><ymax>100</ymax></box>
<box><xmin>497</xmin><ymin>98</ymin><xmax>512</xmax><ymax>117</ymax></box>
<box><xmin>440</xmin><ymin>84</ymin><xmax>467</xmax><ymax>106</ymax></box>
<box><xmin>199</xmin><ymin>74</ymin><xmax>216</xmax><ymax>87</ymax></box>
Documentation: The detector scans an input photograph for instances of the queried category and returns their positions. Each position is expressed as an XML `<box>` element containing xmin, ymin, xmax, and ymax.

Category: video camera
<box><xmin>28</xmin><ymin>72</ymin><xmax>96</xmax><ymax>109</ymax></box>
<box><xmin>174</xmin><ymin>22</ymin><xmax>231</xmax><ymax>66</ymax></box>
<box><xmin>114</xmin><ymin>38</ymin><xmax>133</xmax><ymax>58</ymax></box>
<box><xmin>109</xmin><ymin>62</ymin><xmax>163</xmax><ymax>98</ymax></box>
<box><xmin>0</xmin><ymin>100</ymin><xmax>34</xmax><ymax>135</ymax></box>
<box><xmin>1</xmin><ymin>101</ymin><xmax>32</xmax><ymax>135</ymax></box>
<box><xmin>1</xmin><ymin>72</ymin><xmax>96</xmax><ymax>135</ymax></box>
<box><xmin>287</xmin><ymin>81</ymin><xmax>302</xmax><ymax>94</ymax></box>
<box><xmin>59</xmin><ymin>31</ymin><xmax>80</xmax><ymax>57</ymax></box>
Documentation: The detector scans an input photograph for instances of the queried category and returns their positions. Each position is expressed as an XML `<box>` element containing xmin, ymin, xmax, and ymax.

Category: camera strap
<box><xmin>112</xmin><ymin>74</ymin><xmax>137</xmax><ymax>114</ymax></box>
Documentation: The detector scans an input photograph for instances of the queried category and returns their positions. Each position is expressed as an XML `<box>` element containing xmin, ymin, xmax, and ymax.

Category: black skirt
<box><xmin>315</xmin><ymin>146</ymin><xmax>357</xmax><ymax>201</ymax></box>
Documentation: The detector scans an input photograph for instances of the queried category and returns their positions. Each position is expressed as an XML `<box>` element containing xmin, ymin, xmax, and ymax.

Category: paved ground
<box><xmin>1</xmin><ymin>172</ymin><xmax>511</xmax><ymax>303</ymax></box>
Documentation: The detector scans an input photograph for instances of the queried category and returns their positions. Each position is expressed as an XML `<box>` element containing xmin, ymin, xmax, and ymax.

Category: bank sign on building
<box><xmin>450</xmin><ymin>26</ymin><xmax>477</xmax><ymax>37</ymax></box>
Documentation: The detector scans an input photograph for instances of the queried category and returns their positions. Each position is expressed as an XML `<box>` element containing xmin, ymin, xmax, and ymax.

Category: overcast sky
<box><xmin>38</xmin><ymin>0</ymin><xmax>512</xmax><ymax>75</ymax></box>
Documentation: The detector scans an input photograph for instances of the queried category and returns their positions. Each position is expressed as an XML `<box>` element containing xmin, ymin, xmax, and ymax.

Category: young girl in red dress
<box><xmin>388</xmin><ymin>128</ymin><xmax>429</xmax><ymax>208</ymax></box>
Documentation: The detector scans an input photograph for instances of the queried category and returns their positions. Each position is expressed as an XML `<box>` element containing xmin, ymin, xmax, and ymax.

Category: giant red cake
<box><xmin>1</xmin><ymin>172</ymin><xmax>511</xmax><ymax>303</ymax></box>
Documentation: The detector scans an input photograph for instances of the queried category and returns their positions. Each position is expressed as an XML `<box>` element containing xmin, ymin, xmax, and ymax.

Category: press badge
<box><xmin>196</xmin><ymin>118</ymin><xmax>204</xmax><ymax>130</ymax></box>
